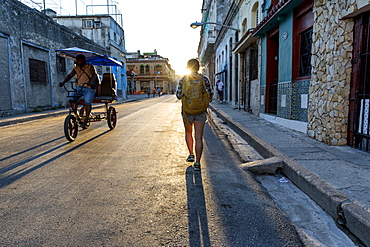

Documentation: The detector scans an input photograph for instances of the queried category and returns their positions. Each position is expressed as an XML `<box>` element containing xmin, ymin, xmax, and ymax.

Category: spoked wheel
<box><xmin>64</xmin><ymin>115</ymin><xmax>79</xmax><ymax>142</ymax></box>
<box><xmin>107</xmin><ymin>106</ymin><xmax>117</xmax><ymax>129</ymax></box>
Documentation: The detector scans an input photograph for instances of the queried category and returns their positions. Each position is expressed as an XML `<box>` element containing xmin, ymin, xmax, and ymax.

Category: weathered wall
<box><xmin>0</xmin><ymin>0</ymin><xmax>108</xmax><ymax>116</ymax></box>
<box><xmin>0</xmin><ymin>35</ymin><xmax>12</xmax><ymax>112</ymax></box>
<box><xmin>307</xmin><ymin>0</ymin><xmax>357</xmax><ymax>145</ymax></box>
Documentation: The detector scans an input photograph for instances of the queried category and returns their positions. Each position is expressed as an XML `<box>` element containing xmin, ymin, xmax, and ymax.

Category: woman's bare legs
<box><xmin>193</xmin><ymin>120</ymin><xmax>205</xmax><ymax>163</ymax></box>
<box><xmin>184</xmin><ymin>120</ymin><xmax>194</xmax><ymax>156</ymax></box>
<box><xmin>184</xmin><ymin>119</ymin><xmax>205</xmax><ymax>163</ymax></box>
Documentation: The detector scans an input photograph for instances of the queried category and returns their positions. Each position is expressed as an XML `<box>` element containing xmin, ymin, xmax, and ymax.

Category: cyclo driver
<box><xmin>59</xmin><ymin>54</ymin><xmax>99</xmax><ymax>129</ymax></box>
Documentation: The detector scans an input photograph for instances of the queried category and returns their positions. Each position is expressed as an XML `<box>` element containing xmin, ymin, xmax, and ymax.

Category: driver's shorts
<box><xmin>69</xmin><ymin>86</ymin><xmax>95</xmax><ymax>105</ymax></box>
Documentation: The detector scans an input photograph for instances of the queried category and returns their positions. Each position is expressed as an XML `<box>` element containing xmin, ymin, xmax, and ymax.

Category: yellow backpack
<box><xmin>181</xmin><ymin>73</ymin><xmax>210</xmax><ymax>115</ymax></box>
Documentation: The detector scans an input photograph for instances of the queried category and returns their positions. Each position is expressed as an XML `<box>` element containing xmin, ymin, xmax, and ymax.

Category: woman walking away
<box><xmin>176</xmin><ymin>59</ymin><xmax>214</xmax><ymax>171</ymax></box>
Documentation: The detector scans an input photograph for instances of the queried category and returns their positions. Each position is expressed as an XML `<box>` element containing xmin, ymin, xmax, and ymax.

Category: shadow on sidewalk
<box><xmin>185</xmin><ymin>166</ymin><xmax>211</xmax><ymax>247</ymax></box>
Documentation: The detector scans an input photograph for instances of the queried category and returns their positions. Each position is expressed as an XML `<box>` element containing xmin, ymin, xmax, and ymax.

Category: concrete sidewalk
<box><xmin>210</xmin><ymin>102</ymin><xmax>370</xmax><ymax>246</ymax></box>
<box><xmin>0</xmin><ymin>94</ymin><xmax>150</xmax><ymax>127</ymax></box>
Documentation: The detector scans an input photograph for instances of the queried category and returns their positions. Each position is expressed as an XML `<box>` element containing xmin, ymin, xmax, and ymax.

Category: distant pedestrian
<box><xmin>147</xmin><ymin>88</ymin><xmax>151</xmax><ymax>97</ymax></box>
<box><xmin>216</xmin><ymin>79</ymin><xmax>224</xmax><ymax>103</ymax></box>
<box><xmin>176</xmin><ymin>58</ymin><xmax>214</xmax><ymax>171</ymax></box>
<box><xmin>157</xmin><ymin>87</ymin><xmax>161</xmax><ymax>97</ymax></box>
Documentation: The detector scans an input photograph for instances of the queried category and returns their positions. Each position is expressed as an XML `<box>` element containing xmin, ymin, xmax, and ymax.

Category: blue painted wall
<box><xmin>260</xmin><ymin>34</ymin><xmax>267</xmax><ymax>87</ymax></box>
<box><xmin>278</xmin><ymin>12</ymin><xmax>293</xmax><ymax>83</ymax></box>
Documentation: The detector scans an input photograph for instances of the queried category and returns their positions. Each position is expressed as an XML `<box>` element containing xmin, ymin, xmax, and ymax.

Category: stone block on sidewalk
<box><xmin>240</xmin><ymin>156</ymin><xmax>284</xmax><ymax>174</ymax></box>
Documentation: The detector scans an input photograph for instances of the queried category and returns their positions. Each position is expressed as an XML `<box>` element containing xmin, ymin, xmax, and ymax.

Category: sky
<box><xmin>20</xmin><ymin>0</ymin><xmax>204</xmax><ymax>75</ymax></box>
<box><xmin>120</xmin><ymin>0</ymin><xmax>203</xmax><ymax>75</ymax></box>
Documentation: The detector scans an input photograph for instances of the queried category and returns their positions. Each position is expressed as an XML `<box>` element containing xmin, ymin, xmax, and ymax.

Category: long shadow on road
<box><xmin>200</xmin><ymin>124</ymin><xmax>304</xmax><ymax>246</ymax></box>
<box><xmin>0</xmin><ymin>136</ymin><xmax>65</xmax><ymax>163</ymax></box>
<box><xmin>186</xmin><ymin>166</ymin><xmax>211</xmax><ymax>247</ymax></box>
<box><xmin>0</xmin><ymin>130</ymin><xmax>110</xmax><ymax>189</ymax></box>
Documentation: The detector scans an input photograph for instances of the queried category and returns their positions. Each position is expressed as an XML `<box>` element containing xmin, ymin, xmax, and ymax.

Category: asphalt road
<box><xmin>0</xmin><ymin>95</ymin><xmax>303</xmax><ymax>246</ymax></box>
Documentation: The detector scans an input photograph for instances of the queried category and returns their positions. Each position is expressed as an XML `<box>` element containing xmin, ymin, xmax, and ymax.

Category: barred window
<box><xmin>250</xmin><ymin>46</ymin><xmax>259</xmax><ymax>80</ymax></box>
<box><xmin>29</xmin><ymin>58</ymin><xmax>47</xmax><ymax>83</ymax></box>
<box><xmin>299</xmin><ymin>27</ymin><xmax>313</xmax><ymax>77</ymax></box>
<box><xmin>56</xmin><ymin>55</ymin><xmax>66</xmax><ymax>72</ymax></box>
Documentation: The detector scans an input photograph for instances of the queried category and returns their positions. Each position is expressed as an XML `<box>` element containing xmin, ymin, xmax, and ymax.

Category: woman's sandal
<box><xmin>186</xmin><ymin>154</ymin><xmax>195</xmax><ymax>162</ymax></box>
<box><xmin>193</xmin><ymin>162</ymin><xmax>201</xmax><ymax>171</ymax></box>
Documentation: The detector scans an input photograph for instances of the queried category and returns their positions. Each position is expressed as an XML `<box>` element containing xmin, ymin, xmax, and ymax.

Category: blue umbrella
<box><xmin>55</xmin><ymin>47</ymin><xmax>122</xmax><ymax>67</ymax></box>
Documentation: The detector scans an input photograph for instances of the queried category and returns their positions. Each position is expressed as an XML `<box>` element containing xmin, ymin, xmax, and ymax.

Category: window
<box><xmin>250</xmin><ymin>45</ymin><xmax>259</xmax><ymax>80</ymax></box>
<box><xmin>242</xmin><ymin>18</ymin><xmax>248</xmax><ymax>35</ymax></box>
<box><xmin>82</xmin><ymin>19</ymin><xmax>94</xmax><ymax>29</ymax></box>
<box><xmin>95</xmin><ymin>21</ymin><xmax>101</xmax><ymax>28</ymax></box>
<box><xmin>299</xmin><ymin>27</ymin><xmax>313</xmax><ymax>77</ymax></box>
<box><xmin>57</xmin><ymin>55</ymin><xmax>66</xmax><ymax>72</ymax></box>
<box><xmin>29</xmin><ymin>58</ymin><xmax>47</xmax><ymax>83</ymax></box>
<box><xmin>140</xmin><ymin>65</ymin><xmax>144</xmax><ymax>74</ymax></box>
<box><xmin>292</xmin><ymin>0</ymin><xmax>313</xmax><ymax>79</ymax></box>
<box><xmin>252</xmin><ymin>3</ymin><xmax>259</xmax><ymax>28</ymax></box>
<box><xmin>145</xmin><ymin>65</ymin><xmax>150</xmax><ymax>74</ymax></box>
<box><xmin>155</xmin><ymin>65</ymin><xmax>163</xmax><ymax>74</ymax></box>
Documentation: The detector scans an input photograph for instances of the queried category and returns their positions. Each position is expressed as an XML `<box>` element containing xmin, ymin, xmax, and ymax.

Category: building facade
<box><xmin>253</xmin><ymin>0</ymin><xmax>313</xmax><ymax>132</ymax></box>
<box><xmin>53</xmin><ymin>14</ymin><xmax>127</xmax><ymax>99</ymax></box>
<box><xmin>0</xmin><ymin>0</ymin><xmax>108</xmax><ymax>116</ymax></box>
<box><xmin>198</xmin><ymin>0</ymin><xmax>261</xmax><ymax>115</ymax></box>
<box><xmin>197</xmin><ymin>0</ymin><xmax>370</xmax><ymax>152</ymax></box>
<box><xmin>126</xmin><ymin>50</ymin><xmax>177</xmax><ymax>95</ymax></box>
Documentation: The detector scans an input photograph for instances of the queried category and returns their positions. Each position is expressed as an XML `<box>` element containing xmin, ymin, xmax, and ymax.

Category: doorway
<box><xmin>265</xmin><ymin>26</ymin><xmax>279</xmax><ymax>114</ymax></box>
<box><xmin>349</xmin><ymin>13</ymin><xmax>370</xmax><ymax>151</ymax></box>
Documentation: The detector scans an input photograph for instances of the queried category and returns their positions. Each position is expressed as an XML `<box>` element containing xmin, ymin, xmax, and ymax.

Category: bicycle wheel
<box><xmin>64</xmin><ymin>115</ymin><xmax>78</xmax><ymax>142</ymax></box>
<box><xmin>107</xmin><ymin>106</ymin><xmax>117</xmax><ymax>130</ymax></box>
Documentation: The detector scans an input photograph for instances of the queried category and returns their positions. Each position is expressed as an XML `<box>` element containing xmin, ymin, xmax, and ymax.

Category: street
<box><xmin>0</xmin><ymin>95</ymin><xmax>303</xmax><ymax>246</ymax></box>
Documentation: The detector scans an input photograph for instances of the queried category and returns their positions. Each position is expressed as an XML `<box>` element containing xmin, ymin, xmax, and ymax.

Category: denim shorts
<box><xmin>68</xmin><ymin>86</ymin><xmax>95</xmax><ymax>105</ymax></box>
<box><xmin>183</xmin><ymin>111</ymin><xmax>207</xmax><ymax>123</ymax></box>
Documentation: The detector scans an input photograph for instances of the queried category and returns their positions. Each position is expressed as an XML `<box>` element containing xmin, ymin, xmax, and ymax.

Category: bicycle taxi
<box><xmin>56</xmin><ymin>47</ymin><xmax>122</xmax><ymax>142</ymax></box>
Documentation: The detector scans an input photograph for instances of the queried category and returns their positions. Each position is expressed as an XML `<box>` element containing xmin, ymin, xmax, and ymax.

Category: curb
<box><xmin>209</xmin><ymin>104</ymin><xmax>370</xmax><ymax>246</ymax></box>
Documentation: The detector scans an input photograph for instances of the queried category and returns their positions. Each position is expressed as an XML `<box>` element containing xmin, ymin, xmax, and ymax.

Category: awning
<box><xmin>233</xmin><ymin>29</ymin><xmax>258</xmax><ymax>53</ymax></box>
<box><xmin>252</xmin><ymin>0</ymin><xmax>304</xmax><ymax>36</ymax></box>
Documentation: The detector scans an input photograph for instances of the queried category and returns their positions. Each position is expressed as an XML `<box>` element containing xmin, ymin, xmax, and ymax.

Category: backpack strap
<box><xmin>80</xmin><ymin>67</ymin><xmax>92</xmax><ymax>81</ymax></box>
<box><xmin>181</xmin><ymin>75</ymin><xmax>188</xmax><ymax>98</ymax></box>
